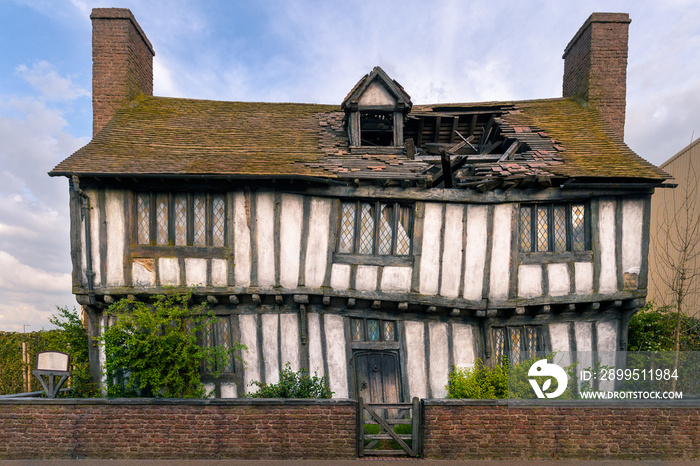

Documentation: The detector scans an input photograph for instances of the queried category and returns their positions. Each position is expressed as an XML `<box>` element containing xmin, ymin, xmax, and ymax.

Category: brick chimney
<box><xmin>563</xmin><ymin>13</ymin><xmax>630</xmax><ymax>140</ymax></box>
<box><xmin>91</xmin><ymin>8</ymin><xmax>154</xmax><ymax>136</ymax></box>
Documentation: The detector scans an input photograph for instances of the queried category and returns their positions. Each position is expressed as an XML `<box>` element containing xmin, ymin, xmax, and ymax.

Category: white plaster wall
<box><xmin>279</xmin><ymin>194</ymin><xmax>303</xmax><ymax>289</ymax></box>
<box><xmin>597</xmin><ymin>321</ymin><xmax>619</xmax><ymax>391</ymax></box>
<box><xmin>574</xmin><ymin>321</ymin><xmax>593</xmax><ymax>392</ymax></box>
<box><xmin>428</xmin><ymin>322</ymin><xmax>449</xmax><ymax>398</ymax></box>
<box><xmin>132</xmin><ymin>262</ymin><xmax>155</xmax><ymax>287</ymax></box>
<box><xmin>549</xmin><ymin>323</ymin><xmax>571</xmax><ymax>353</ymax></box>
<box><xmin>380</xmin><ymin>266</ymin><xmax>412</xmax><ymax>293</ymax></box>
<box><xmin>280</xmin><ymin>313</ymin><xmax>300</xmax><ymax>371</ymax></box>
<box><xmin>256</xmin><ymin>192</ymin><xmax>276</xmax><ymax>287</ymax></box>
<box><xmin>440</xmin><ymin>204</ymin><xmax>464</xmax><ymax>297</ymax></box>
<box><xmin>622</xmin><ymin>199</ymin><xmax>644</xmax><ymax>275</ymax></box>
<box><xmin>211</xmin><ymin>259</ymin><xmax>228</xmax><ymax>287</ymax></box>
<box><xmin>518</xmin><ymin>264</ymin><xmax>543</xmax><ymax>298</ymax></box>
<box><xmin>330</xmin><ymin>264</ymin><xmax>351</xmax><ymax>290</ymax></box>
<box><xmin>598</xmin><ymin>200</ymin><xmax>618</xmax><ymax>293</ymax></box>
<box><xmin>549</xmin><ymin>323</ymin><xmax>572</xmax><ymax>369</ymax></box>
<box><xmin>307</xmin><ymin>312</ymin><xmax>324</xmax><ymax>376</ymax></box>
<box><xmin>463</xmin><ymin>205</ymin><xmax>488</xmax><ymax>301</ymax></box>
<box><xmin>262</xmin><ymin>313</ymin><xmax>279</xmax><ymax>385</ymax></box>
<box><xmin>233</xmin><ymin>192</ymin><xmax>251</xmax><ymax>287</ymax></box>
<box><xmin>324</xmin><ymin>314</ymin><xmax>348</xmax><ymax>398</ymax></box>
<box><xmin>358</xmin><ymin>81</ymin><xmax>395</xmax><ymax>106</ymax></box>
<box><xmin>185</xmin><ymin>258</ymin><xmax>207</xmax><ymax>286</ymax></box>
<box><xmin>574</xmin><ymin>262</ymin><xmax>593</xmax><ymax>294</ymax></box>
<box><xmin>238</xmin><ymin>314</ymin><xmax>260</xmax><ymax>394</ymax></box>
<box><xmin>489</xmin><ymin>204</ymin><xmax>513</xmax><ymax>301</ymax></box>
<box><xmin>548</xmin><ymin>263</ymin><xmax>570</xmax><ymax>296</ymax></box>
<box><xmin>419</xmin><ymin>203</ymin><xmax>443</xmax><ymax>295</ymax></box>
<box><xmin>355</xmin><ymin>265</ymin><xmax>378</xmax><ymax>292</ymax></box>
<box><xmin>305</xmin><ymin>198</ymin><xmax>330</xmax><ymax>288</ymax></box>
<box><xmin>159</xmin><ymin>258</ymin><xmax>179</xmax><ymax>286</ymax></box>
<box><xmin>452</xmin><ymin>323</ymin><xmax>475</xmax><ymax>369</ymax></box>
<box><xmin>404</xmin><ymin>321</ymin><xmax>427</xmax><ymax>399</ymax></box>
<box><xmin>105</xmin><ymin>190</ymin><xmax>125</xmax><ymax>286</ymax></box>
<box><xmin>220</xmin><ymin>383</ymin><xmax>237</xmax><ymax>398</ymax></box>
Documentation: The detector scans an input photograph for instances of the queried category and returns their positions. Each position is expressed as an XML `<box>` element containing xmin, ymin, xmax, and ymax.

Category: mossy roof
<box><xmin>50</xmin><ymin>95</ymin><xmax>668</xmax><ymax>183</ymax></box>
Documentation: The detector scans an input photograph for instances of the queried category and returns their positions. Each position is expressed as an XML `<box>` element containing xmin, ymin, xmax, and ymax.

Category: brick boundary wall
<box><xmin>1</xmin><ymin>398</ymin><xmax>699</xmax><ymax>460</ymax></box>
<box><xmin>0</xmin><ymin>398</ymin><xmax>356</xmax><ymax>460</ymax></box>
<box><xmin>423</xmin><ymin>399</ymin><xmax>700</xmax><ymax>460</ymax></box>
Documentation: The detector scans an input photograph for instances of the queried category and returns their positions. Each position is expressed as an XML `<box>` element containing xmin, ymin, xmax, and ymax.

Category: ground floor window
<box><xmin>492</xmin><ymin>325</ymin><xmax>546</xmax><ymax>364</ymax></box>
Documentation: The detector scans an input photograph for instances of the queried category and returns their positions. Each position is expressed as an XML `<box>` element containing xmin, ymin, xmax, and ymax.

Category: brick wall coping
<box><xmin>423</xmin><ymin>398</ymin><xmax>700</xmax><ymax>408</ymax></box>
<box><xmin>0</xmin><ymin>397</ymin><xmax>355</xmax><ymax>407</ymax></box>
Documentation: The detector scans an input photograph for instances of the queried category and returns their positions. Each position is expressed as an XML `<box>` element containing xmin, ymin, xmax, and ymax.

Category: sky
<box><xmin>0</xmin><ymin>0</ymin><xmax>699</xmax><ymax>332</ymax></box>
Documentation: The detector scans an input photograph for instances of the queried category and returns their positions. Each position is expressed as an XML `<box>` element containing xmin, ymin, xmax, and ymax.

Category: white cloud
<box><xmin>16</xmin><ymin>61</ymin><xmax>89</xmax><ymax>102</ymax></box>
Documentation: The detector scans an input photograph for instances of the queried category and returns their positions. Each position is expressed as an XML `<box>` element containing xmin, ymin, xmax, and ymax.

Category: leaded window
<box><xmin>135</xmin><ymin>192</ymin><xmax>226</xmax><ymax>247</ymax></box>
<box><xmin>519</xmin><ymin>203</ymin><xmax>588</xmax><ymax>252</ymax></box>
<box><xmin>492</xmin><ymin>325</ymin><xmax>545</xmax><ymax>364</ymax></box>
<box><xmin>337</xmin><ymin>201</ymin><xmax>412</xmax><ymax>256</ymax></box>
<box><xmin>351</xmin><ymin>318</ymin><xmax>397</xmax><ymax>342</ymax></box>
<box><xmin>199</xmin><ymin>315</ymin><xmax>236</xmax><ymax>374</ymax></box>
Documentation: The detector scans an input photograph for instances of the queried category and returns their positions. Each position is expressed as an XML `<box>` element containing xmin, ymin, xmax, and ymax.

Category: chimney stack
<box><xmin>563</xmin><ymin>13</ymin><xmax>630</xmax><ymax>140</ymax></box>
<box><xmin>91</xmin><ymin>8</ymin><xmax>154</xmax><ymax>136</ymax></box>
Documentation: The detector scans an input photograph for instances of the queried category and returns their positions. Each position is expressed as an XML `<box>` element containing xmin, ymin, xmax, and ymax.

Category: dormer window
<box><xmin>360</xmin><ymin>111</ymin><xmax>393</xmax><ymax>146</ymax></box>
<box><xmin>342</xmin><ymin>66</ymin><xmax>412</xmax><ymax>150</ymax></box>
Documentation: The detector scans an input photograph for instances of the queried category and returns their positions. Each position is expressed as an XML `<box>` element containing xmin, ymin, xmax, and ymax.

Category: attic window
<box><xmin>360</xmin><ymin>111</ymin><xmax>394</xmax><ymax>146</ymax></box>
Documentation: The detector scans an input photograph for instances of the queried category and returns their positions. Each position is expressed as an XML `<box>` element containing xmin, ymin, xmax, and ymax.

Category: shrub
<box><xmin>446</xmin><ymin>358</ymin><xmax>509</xmax><ymax>399</ymax></box>
<box><xmin>101</xmin><ymin>290</ymin><xmax>243</xmax><ymax>398</ymax></box>
<box><xmin>249</xmin><ymin>363</ymin><xmax>333</xmax><ymax>398</ymax></box>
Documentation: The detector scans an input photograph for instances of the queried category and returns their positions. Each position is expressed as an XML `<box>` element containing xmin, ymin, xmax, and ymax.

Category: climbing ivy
<box><xmin>101</xmin><ymin>291</ymin><xmax>244</xmax><ymax>398</ymax></box>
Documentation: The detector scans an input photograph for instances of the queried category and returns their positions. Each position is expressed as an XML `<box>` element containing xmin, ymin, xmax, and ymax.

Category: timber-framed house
<box><xmin>50</xmin><ymin>9</ymin><xmax>669</xmax><ymax>399</ymax></box>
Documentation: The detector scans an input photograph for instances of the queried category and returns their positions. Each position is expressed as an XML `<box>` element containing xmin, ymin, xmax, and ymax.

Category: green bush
<box><xmin>446</xmin><ymin>354</ymin><xmax>575</xmax><ymax>399</ymax></box>
<box><xmin>628</xmin><ymin>301</ymin><xmax>700</xmax><ymax>351</ymax></box>
<box><xmin>101</xmin><ymin>290</ymin><xmax>243</xmax><ymax>398</ymax></box>
<box><xmin>248</xmin><ymin>363</ymin><xmax>333</xmax><ymax>398</ymax></box>
<box><xmin>446</xmin><ymin>358</ymin><xmax>509</xmax><ymax>399</ymax></box>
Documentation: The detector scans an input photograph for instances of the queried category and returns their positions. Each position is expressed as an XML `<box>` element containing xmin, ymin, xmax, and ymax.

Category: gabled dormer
<box><xmin>342</xmin><ymin>66</ymin><xmax>412</xmax><ymax>150</ymax></box>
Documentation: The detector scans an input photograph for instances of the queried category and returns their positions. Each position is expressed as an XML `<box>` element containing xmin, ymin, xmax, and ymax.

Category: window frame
<box><xmin>492</xmin><ymin>325</ymin><xmax>547</xmax><ymax>365</ymax></box>
<box><xmin>350</xmin><ymin>317</ymin><xmax>400</xmax><ymax>350</ymax></box>
<box><xmin>519</xmin><ymin>202</ymin><xmax>590</xmax><ymax>253</ymax></box>
<box><xmin>133</xmin><ymin>191</ymin><xmax>227</xmax><ymax>248</ymax></box>
<box><xmin>336</xmin><ymin>200</ymin><xmax>414</xmax><ymax>257</ymax></box>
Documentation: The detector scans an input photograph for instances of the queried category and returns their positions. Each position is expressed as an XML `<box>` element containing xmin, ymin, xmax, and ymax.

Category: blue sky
<box><xmin>1</xmin><ymin>0</ymin><xmax>699</xmax><ymax>331</ymax></box>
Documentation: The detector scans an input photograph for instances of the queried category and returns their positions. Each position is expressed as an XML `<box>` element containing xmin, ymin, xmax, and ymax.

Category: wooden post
<box><xmin>21</xmin><ymin>342</ymin><xmax>28</xmax><ymax>392</ymax></box>
<box><xmin>357</xmin><ymin>397</ymin><xmax>364</xmax><ymax>457</ymax></box>
<box><xmin>412</xmin><ymin>397</ymin><xmax>422</xmax><ymax>457</ymax></box>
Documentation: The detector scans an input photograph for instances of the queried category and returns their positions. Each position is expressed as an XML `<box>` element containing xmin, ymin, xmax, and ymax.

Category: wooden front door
<box><xmin>354</xmin><ymin>350</ymin><xmax>402</xmax><ymax>404</ymax></box>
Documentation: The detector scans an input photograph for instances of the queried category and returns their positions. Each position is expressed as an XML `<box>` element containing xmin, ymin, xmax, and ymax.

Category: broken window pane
<box><xmin>571</xmin><ymin>204</ymin><xmax>586</xmax><ymax>251</ymax></box>
<box><xmin>360</xmin><ymin>111</ymin><xmax>393</xmax><ymax>146</ymax></box>
<box><xmin>378</xmin><ymin>203</ymin><xmax>394</xmax><ymax>255</ymax></box>
<box><xmin>396</xmin><ymin>206</ymin><xmax>412</xmax><ymax>255</ymax></box>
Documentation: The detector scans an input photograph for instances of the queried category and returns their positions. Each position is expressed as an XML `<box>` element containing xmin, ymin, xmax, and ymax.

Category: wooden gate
<box><xmin>357</xmin><ymin>397</ymin><xmax>421</xmax><ymax>457</ymax></box>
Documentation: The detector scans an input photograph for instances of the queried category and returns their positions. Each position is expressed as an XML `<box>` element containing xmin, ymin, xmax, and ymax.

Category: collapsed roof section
<box><xmin>50</xmin><ymin>94</ymin><xmax>668</xmax><ymax>190</ymax></box>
